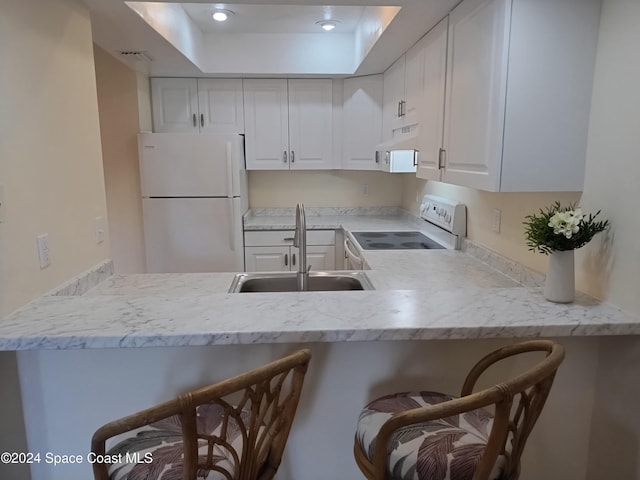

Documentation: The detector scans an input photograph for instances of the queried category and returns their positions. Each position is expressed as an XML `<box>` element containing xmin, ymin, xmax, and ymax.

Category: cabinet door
<box><xmin>197</xmin><ymin>79</ymin><xmax>244</xmax><ymax>134</ymax></box>
<box><xmin>382</xmin><ymin>55</ymin><xmax>406</xmax><ymax>140</ymax></box>
<box><xmin>403</xmin><ymin>41</ymin><xmax>424</xmax><ymax>127</ymax></box>
<box><xmin>244</xmin><ymin>246</ymin><xmax>290</xmax><ymax>272</ymax></box>
<box><xmin>442</xmin><ymin>0</ymin><xmax>510</xmax><ymax>191</ymax></box>
<box><xmin>297</xmin><ymin>246</ymin><xmax>336</xmax><ymax>271</ymax></box>
<box><xmin>416</xmin><ymin>17</ymin><xmax>449</xmax><ymax>181</ymax></box>
<box><xmin>288</xmin><ymin>79</ymin><xmax>333</xmax><ymax>170</ymax></box>
<box><xmin>151</xmin><ymin>78</ymin><xmax>199</xmax><ymax>133</ymax></box>
<box><xmin>342</xmin><ymin>75</ymin><xmax>383</xmax><ymax>170</ymax></box>
<box><xmin>243</xmin><ymin>79</ymin><xmax>290</xmax><ymax>170</ymax></box>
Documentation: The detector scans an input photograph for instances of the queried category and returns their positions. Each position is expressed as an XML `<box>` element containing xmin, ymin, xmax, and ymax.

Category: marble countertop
<box><xmin>1</xmin><ymin>211</ymin><xmax>638</xmax><ymax>350</ymax></box>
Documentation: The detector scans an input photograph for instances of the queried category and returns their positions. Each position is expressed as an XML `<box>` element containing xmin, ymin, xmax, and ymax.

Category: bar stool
<box><xmin>354</xmin><ymin>340</ymin><xmax>565</xmax><ymax>480</ymax></box>
<box><xmin>91</xmin><ymin>349</ymin><xmax>311</xmax><ymax>480</ymax></box>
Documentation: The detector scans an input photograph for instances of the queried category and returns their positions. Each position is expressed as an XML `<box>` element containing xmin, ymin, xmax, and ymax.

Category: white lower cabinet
<box><xmin>244</xmin><ymin>230</ymin><xmax>336</xmax><ymax>272</ymax></box>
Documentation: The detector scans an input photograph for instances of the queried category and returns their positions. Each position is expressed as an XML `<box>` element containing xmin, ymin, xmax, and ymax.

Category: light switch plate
<box><xmin>0</xmin><ymin>185</ymin><xmax>5</xmax><ymax>223</ymax></box>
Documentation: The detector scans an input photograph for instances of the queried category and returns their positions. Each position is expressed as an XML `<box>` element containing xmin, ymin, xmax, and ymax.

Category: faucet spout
<box><xmin>294</xmin><ymin>203</ymin><xmax>309</xmax><ymax>291</ymax></box>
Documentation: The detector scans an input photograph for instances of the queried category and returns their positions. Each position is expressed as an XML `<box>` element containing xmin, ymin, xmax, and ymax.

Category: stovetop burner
<box><xmin>358</xmin><ymin>232</ymin><xmax>388</xmax><ymax>238</ymax></box>
<box><xmin>351</xmin><ymin>231</ymin><xmax>445</xmax><ymax>250</ymax></box>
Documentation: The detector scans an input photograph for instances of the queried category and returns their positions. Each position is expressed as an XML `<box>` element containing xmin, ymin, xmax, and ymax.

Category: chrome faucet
<box><xmin>293</xmin><ymin>203</ymin><xmax>310</xmax><ymax>291</ymax></box>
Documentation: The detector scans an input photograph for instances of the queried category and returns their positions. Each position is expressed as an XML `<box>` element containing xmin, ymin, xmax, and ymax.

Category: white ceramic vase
<box><xmin>543</xmin><ymin>249</ymin><xmax>575</xmax><ymax>303</ymax></box>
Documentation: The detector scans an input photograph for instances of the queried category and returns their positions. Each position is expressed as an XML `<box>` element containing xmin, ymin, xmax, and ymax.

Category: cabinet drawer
<box><xmin>244</xmin><ymin>230</ymin><xmax>335</xmax><ymax>246</ymax></box>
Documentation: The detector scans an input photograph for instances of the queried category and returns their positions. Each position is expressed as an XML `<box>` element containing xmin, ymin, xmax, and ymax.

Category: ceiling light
<box><xmin>212</xmin><ymin>9</ymin><xmax>233</xmax><ymax>22</ymax></box>
<box><xmin>316</xmin><ymin>20</ymin><xmax>338</xmax><ymax>32</ymax></box>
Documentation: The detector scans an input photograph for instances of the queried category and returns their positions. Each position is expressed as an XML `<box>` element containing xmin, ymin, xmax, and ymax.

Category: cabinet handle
<box><xmin>413</xmin><ymin>150</ymin><xmax>419</xmax><ymax>167</ymax></box>
<box><xmin>402</xmin><ymin>100</ymin><xmax>407</xmax><ymax>116</ymax></box>
<box><xmin>292</xmin><ymin>253</ymin><xmax>296</xmax><ymax>266</ymax></box>
<box><xmin>283</xmin><ymin>150</ymin><xmax>288</xmax><ymax>163</ymax></box>
<box><xmin>200</xmin><ymin>113</ymin><xmax>204</xmax><ymax>127</ymax></box>
<box><xmin>192</xmin><ymin>113</ymin><xmax>197</xmax><ymax>127</ymax></box>
<box><xmin>284</xmin><ymin>253</ymin><xmax>288</xmax><ymax>267</ymax></box>
<box><xmin>397</xmin><ymin>101</ymin><xmax>402</xmax><ymax>117</ymax></box>
<box><xmin>290</xmin><ymin>151</ymin><xmax>295</xmax><ymax>163</ymax></box>
<box><xmin>374</xmin><ymin>151</ymin><xmax>379</xmax><ymax>164</ymax></box>
<box><xmin>283</xmin><ymin>237</ymin><xmax>295</xmax><ymax>242</ymax></box>
<box><xmin>438</xmin><ymin>148</ymin><xmax>446</xmax><ymax>169</ymax></box>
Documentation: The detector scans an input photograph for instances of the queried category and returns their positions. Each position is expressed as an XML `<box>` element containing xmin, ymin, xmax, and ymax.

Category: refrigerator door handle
<box><xmin>228</xmin><ymin>198</ymin><xmax>236</xmax><ymax>252</ymax></box>
<box><xmin>226</xmin><ymin>141</ymin><xmax>234</xmax><ymax>197</ymax></box>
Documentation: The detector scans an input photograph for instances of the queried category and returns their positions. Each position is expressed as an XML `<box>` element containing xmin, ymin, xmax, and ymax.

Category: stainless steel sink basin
<box><xmin>228</xmin><ymin>271</ymin><xmax>374</xmax><ymax>293</ymax></box>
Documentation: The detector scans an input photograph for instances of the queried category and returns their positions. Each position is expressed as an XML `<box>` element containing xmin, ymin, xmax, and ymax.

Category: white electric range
<box><xmin>351</xmin><ymin>195</ymin><xmax>467</xmax><ymax>252</ymax></box>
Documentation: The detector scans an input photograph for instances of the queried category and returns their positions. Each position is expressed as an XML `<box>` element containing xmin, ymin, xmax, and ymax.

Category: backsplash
<box><xmin>47</xmin><ymin>260</ymin><xmax>114</xmax><ymax>296</ymax></box>
<box><xmin>247</xmin><ymin>206</ymin><xmax>406</xmax><ymax>217</ymax></box>
<box><xmin>462</xmin><ymin>240</ymin><xmax>545</xmax><ymax>288</ymax></box>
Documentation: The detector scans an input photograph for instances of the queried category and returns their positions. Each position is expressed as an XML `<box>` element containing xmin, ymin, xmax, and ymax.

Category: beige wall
<box><xmin>94</xmin><ymin>45</ymin><xmax>146</xmax><ymax>273</ymax></box>
<box><xmin>0</xmin><ymin>0</ymin><xmax>109</xmax><ymax>477</ymax></box>
<box><xmin>0</xmin><ymin>0</ymin><xmax>109</xmax><ymax>317</ymax></box>
<box><xmin>248</xmin><ymin>170</ymin><xmax>406</xmax><ymax>208</ymax></box>
<box><xmin>402</xmin><ymin>178</ymin><xmax>581</xmax><ymax>279</ymax></box>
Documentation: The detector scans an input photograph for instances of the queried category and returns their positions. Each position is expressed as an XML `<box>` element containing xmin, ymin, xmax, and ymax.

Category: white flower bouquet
<box><xmin>524</xmin><ymin>202</ymin><xmax>609</xmax><ymax>255</ymax></box>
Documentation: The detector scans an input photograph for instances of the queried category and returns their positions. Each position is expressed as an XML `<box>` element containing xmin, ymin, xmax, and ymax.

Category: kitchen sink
<box><xmin>228</xmin><ymin>271</ymin><xmax>374</xmax><ymax>293</ymax></box>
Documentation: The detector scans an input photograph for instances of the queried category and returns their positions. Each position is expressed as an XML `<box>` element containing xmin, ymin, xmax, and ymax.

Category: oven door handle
<box><xmin>344</xmin><ymin>238</ymin><xmax>364</xmax><ymax>270</ymax></box>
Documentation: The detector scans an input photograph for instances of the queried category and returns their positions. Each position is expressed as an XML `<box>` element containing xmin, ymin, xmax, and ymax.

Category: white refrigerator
<box><xmin>139</xmin><ymin>132</ymin><xmax>247</xmax><ymax>273</ymax></box>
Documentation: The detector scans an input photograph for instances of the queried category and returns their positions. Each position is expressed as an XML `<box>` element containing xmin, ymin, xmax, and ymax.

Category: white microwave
<box><xmin>375</xmin><ymin>149</ymin><xmax>418</xmax><ymax>173</ymax></box>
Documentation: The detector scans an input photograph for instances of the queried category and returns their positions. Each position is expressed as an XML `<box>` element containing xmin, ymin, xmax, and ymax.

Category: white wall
<box><xmin>94</xmin><ymin>45</ymin><xmax>146</xmax><ymax>274</ymax></box>
<box><xmin>577</xmin><ymin>0</ymin><xmax>640</xmax><ymax>314</ymax></box>
<box><xmin>581</xmin><ymin>0</ymin><xmax>640</xmax><ymax>477</ymax></box>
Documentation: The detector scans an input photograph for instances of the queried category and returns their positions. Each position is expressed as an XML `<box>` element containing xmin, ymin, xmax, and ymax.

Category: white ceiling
<box><xmin>82</xmin><ymin>0</ymin><xmax>461</xmax><ymax>77</ymax></box>
<box><xmin>182</xmin><ymin>4</ymin><xmax>366</xmax><ymax>34</ymax></box>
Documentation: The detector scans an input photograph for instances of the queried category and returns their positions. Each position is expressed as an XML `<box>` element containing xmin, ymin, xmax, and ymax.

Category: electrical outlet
<box><xmin>362</xmin><ymin>184</ymin><xmax>369</xmax><ymax>197</ymax></box>
<box><xmin>95</xmin><ymin>216</ymin><xmax>106</xmax><ymax>244</ymax></box>
<box><xmin>492</xmin><ymin>209</ymin><xmax>502</xmax><ymax>233</ymax></box>
<box><xmin>36</xmin><ymin>234</ymin><xmax>51</xmax><ymax>269</ymax></box>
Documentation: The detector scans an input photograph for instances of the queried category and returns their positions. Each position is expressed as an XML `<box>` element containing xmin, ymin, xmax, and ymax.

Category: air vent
<box><xmin>119</xmin><ymin>51</ymin><xmax>153</xmax><ymax>62</ymax></box>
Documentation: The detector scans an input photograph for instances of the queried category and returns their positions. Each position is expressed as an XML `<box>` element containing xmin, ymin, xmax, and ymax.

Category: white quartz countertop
<box><xmin>1</xmin><ymin>212</ymin><xmax>638</xmax><ymax>350</ymax></box>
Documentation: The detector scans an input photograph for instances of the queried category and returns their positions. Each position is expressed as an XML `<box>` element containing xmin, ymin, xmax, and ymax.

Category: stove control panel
<box><xmin>419</xmin><ymin>195</ymin><xmax>466</xmax><ymax>237</ymax></box>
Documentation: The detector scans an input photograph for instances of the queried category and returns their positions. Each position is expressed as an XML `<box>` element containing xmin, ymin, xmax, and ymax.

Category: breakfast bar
<box><xmin>2</xmin><ymin>211</ymin><xmax>639</xmax><ymax>480</ymax></box>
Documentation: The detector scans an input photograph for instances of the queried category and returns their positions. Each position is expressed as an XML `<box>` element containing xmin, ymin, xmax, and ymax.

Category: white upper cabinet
<box><xmin>382</xmin><ymin>41</ymin><xmax>424</xmax><ymax>141</ymax></box>
<box><xmin>244</xmin><ymin>79</ymin><xmax>333</xmax><ymax>170</ymax></box>
<box><xmin>415</xmin><ymin>17</ymin><xmax>449</xmax><ymax>181</ymax></box>
<box><xmin>151</xmin><ymin>78</ymin><xmax>199</xmax><ymax>133</ymax></box>
<box><xmin>197</xmin><ymin>79</ymin><xmax>244</xmax><ymax>134</ymax></box>
<box><xmin>439</xmin><ymin>0</ymin><xmax>600</xmax><ymax>192</ymax></box>
<box><xmin>342</xmin><ymin>75</ymin><xmax>383</xmax><ymax>170</ymax></box>
<box><xmin>382</xmin><ymin>56</ymin><xmax>405</xmax><ymax>139</ymax></box>
<box><xmin>151</xmin><ymin>78</ymin><xmax>244</xmax><ymax>134</ymax></box>
<box><xmin>242</xmin><ymin>79</ymin><xmax>289</xmax><ymax>169</ymax></box>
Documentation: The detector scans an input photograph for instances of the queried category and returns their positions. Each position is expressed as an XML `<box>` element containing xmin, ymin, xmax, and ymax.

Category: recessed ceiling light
<box><xmin>316</xmin><ymin>20</ymin><xmax>339</xmax><ymax>32</ymax></box>
<box><xmin>212</xmin><ymin>9</ymin><xmax>233</xmax><ymax>22</ymax></box>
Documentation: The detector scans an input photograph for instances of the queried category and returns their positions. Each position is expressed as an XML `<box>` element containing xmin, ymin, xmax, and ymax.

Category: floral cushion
<box><xmin>356</xmin><ymin>391</ymin><xmax>507</xmax><ymax>480</ymax></box>
<box><xmin>106</xmin><ymin>402</ymin><xmax>259</xmax><ymax>480</ymax></box>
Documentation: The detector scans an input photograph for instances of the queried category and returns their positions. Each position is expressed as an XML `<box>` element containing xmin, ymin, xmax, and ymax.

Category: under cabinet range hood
<box><xmin>375</xmin><ymin>149</ymin><xmax>418</xmax><ymax>173</ymax></box>
<box><xmin>375</xmin><ymin>129</ymin><xmax>419</xmax><ymax>172</ymax></box>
